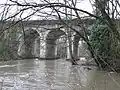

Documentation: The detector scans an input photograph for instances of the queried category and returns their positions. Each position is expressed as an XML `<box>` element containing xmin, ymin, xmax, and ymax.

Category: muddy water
<box><xmin>0</xmin><ymin>59</ymin><xmax>120</xmax><ymax>90</ymax></box>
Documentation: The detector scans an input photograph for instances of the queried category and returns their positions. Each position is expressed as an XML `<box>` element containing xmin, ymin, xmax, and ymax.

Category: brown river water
<box><xmin>0</xmin><ymin>59</ymin><xmax>120</xmax><ymax>90</ymax></box>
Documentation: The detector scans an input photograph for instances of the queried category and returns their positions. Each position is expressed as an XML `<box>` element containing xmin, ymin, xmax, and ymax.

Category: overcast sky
<box><xmin>0</xmin><ymin>0</ymin><xmax>93</xmax><ymax>20</ymax></box>
<box><xmin>0</xmin><ymin>0</ymin><xmax>93</xmax><ymax>12</ymax></box>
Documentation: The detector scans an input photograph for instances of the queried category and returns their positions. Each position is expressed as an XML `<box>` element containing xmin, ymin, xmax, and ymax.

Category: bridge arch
<box><xmin>45</xmin><ymin>29</ymin><xmax>66</xmax><ymax>59</ymax></box>
<box><xmin>18</xmin><ymin>29</ymin><xmax>40</xmax><ymax>58</ymax></box>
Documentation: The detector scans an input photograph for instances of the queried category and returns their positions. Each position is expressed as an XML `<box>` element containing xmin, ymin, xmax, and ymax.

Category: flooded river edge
<box><xmin>0</xmin><ymin>59</ymin><xmax>119</xmax><ymax>90</ymax></box>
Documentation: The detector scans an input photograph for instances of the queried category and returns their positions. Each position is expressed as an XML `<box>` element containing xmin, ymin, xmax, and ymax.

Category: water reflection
<box><xmin>44</xmin><ymin>60</ymin><xmax>55</xmax><ymax>89</ymax></box>
<box><xmin>0</xmin><ymin>59</ymin><xmax>119</xmax><ymax>90</ymax></box>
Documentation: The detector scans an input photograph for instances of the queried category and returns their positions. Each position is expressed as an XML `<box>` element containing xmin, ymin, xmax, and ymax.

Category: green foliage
<box><xmin>0</xmin><ymin>24</ymin><xmax>21</xmax><ymax>61</ymax></box>
<box><xmin>90</xmin><ymin>20</ymin><xmax>120</xmax><ymax>68</ymax></box>
<box><xmin>0</xmin><ymin>41</ymin><xmax>13</xmax><ymax>61</ymax></box>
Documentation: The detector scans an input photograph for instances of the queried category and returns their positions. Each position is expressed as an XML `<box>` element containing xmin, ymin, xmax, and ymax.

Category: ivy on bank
<box><xmin>90</xmin><ymin>20</ymin><xmax>120</xmax><ymax>69</ymax></box>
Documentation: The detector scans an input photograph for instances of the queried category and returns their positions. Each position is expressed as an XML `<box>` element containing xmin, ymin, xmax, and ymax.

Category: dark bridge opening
<box><xmin>18</xmin><ymin>29</ymin><xmax>40</xmax><ymax>59</ymax></box>
<box><xmin>45</xmin><ymin>30</ymin><xmax>66</xmax><ymax>60</ymax></box>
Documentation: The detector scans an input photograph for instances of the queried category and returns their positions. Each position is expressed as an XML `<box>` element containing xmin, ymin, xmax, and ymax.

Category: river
<box><xmin>0</xmin><ymin>59</ymin><xmax>119</xmax><ymax>90</ymax></box>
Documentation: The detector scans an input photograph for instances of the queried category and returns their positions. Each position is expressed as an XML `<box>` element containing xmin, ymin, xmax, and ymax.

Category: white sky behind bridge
<box><xmin>0</xmin><ymin>0</ymin><xmax>94</xmax><ymax>20</ymax></box>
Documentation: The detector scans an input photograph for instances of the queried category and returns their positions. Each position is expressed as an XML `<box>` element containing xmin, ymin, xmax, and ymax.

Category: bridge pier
<box><xmin>73</xmin><ymin>34</ymin><xmax>80</xmax><ymax>60</ymax></box>
<box><xmin>34</xmin><ymin>37</ymin><xmax>40</xmax><ymax>57</ymax></box>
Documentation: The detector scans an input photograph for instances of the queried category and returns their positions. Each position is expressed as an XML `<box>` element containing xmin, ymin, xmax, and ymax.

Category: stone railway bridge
<box><xmin>17</xmin><ymin>19</ymin><xmax>94</xmax><ymax>60</ymax></box>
